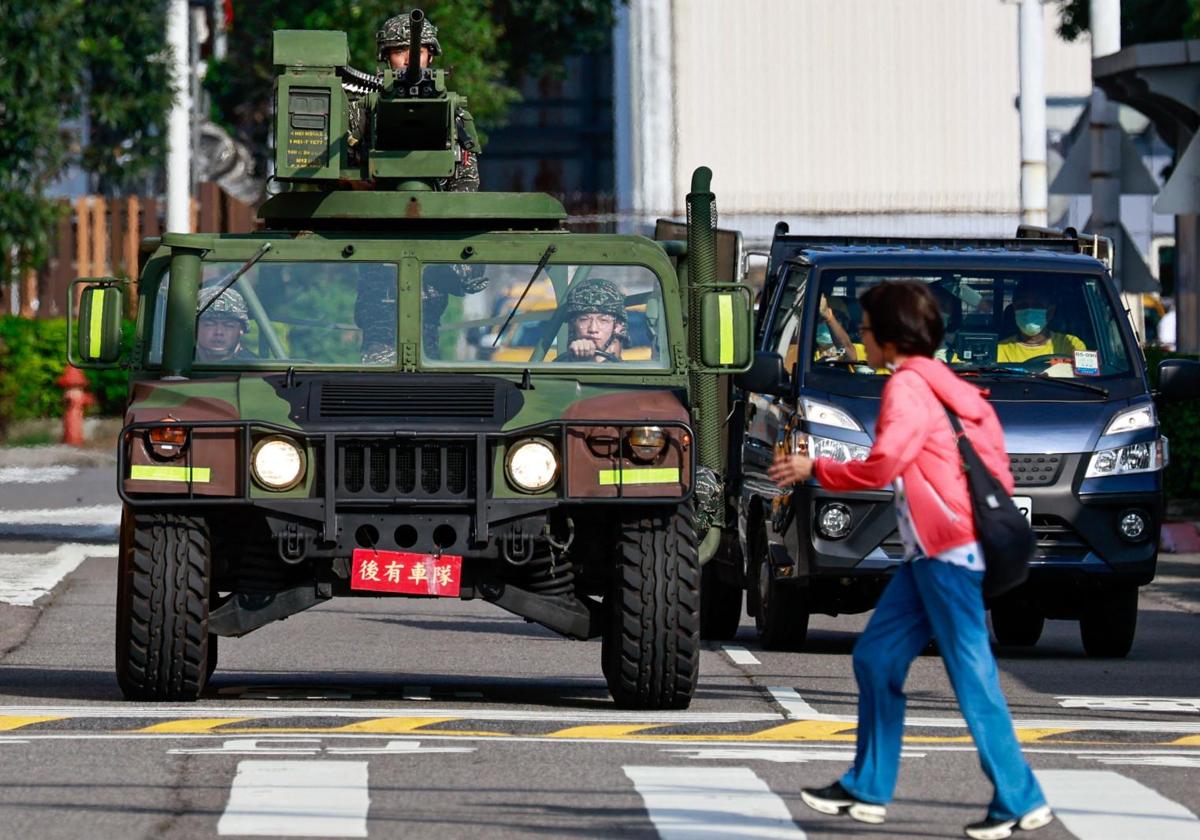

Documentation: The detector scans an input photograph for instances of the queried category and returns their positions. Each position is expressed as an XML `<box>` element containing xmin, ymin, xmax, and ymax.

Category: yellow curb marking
<box><xmin>0</xmin><ymin>716</ymin><xmax>67</xmax><ymax>731</ymax></box>
<box><xmin>1169</xmin><ymin>734</ymin><xmax>1200</xmax><ymax>746</ymax></box>
<box><xmin>133</xmin><ymin>718</ymin><xmax>252</xmax><ymax>734</ymax></box>
<box><xmin>548</xmin><ymin>724</ymin><xmax>668</xmax><ymax>739</ymax></box>
<box><xmin>220</xmin><ymin>717</ymin><xmax>508</xmax><ymax>738</ymax></box>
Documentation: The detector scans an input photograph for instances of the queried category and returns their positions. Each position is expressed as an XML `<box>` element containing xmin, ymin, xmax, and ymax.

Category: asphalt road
<box><xmin>1</xmin><ymin>463</ymin><xmax>1199</xmax><ymax>839</ymax></box>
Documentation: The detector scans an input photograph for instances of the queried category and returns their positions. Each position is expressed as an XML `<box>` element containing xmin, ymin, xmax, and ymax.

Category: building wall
<box><xmin>616</xmin><ymin>0</ymin><xmax>1093</xmax><ymax>235</ymax></box>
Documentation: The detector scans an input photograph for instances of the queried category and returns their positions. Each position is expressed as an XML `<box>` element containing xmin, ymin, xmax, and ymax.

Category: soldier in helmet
<box><xmin>556</xmin><ymin>278</ymin><xmax>628</xmax><ymax>363</ymax></box>
<box><xmin>195</xmin><ymin>286</ymin><xmax>257</xmax><ymax>362</ymax></box>
<box><xmin>373</xmin><ymin>10</ymin><xmax>482</xmax><ymax>192</ymax></box>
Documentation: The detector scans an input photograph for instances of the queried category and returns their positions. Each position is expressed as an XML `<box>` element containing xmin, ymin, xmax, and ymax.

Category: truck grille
<box><xmin>336</xmin><ymin>440</ymin><xmax>472</xmax><ymax>499</ymax></box>
<box><xmin>1032</xmin><ymin>514</ymin><xmax>1088</xmax><ymax>555</ymax></box>
<box><xmin>1009</xmin><ymin>453</ymin><xmax>1063</xmax><ymax>487</ymax></box>
<box><xmin>317</xmin><ymin>380</ymin><xmax>499</xmax><ymax>420</ymax></box>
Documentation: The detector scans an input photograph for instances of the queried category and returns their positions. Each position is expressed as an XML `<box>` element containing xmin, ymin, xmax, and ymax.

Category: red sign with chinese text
<box><xmin>350</xmin><ymin>549</ymin><xmax>462</xmax><ymax>596</ymax></box>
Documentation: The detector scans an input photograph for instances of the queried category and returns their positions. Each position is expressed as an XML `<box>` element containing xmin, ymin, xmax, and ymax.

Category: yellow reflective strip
<box><xmin>88</xmin><ymin>289</ymin><xmax>109</xmax><ymax>358</ymax></box>
<box><xmin>134</xmin><ymin>718</ymin><xmax>250</xmax><ymax>734</ymax></box>
<box><xmin>718</xmin><ymin>293</ymin><xmax>734</xmax><ymax>365</ymax></box>
<box><xmin>0</xmin><ymin>715</ymin><xmax>66</xmax><ymax>731</ymax></box>
<box><xmin>129</xmin><ymin>465</ymin><xmax>212</xmax><ymax>483</ymax></box>
<box><xmin>598</xmin><ymin>467</ymin><xmax>681</xmax><ymax>486</ymax></box>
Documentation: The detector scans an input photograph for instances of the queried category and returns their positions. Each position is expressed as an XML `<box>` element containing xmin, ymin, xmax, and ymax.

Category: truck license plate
<box><xmin>1012</xmin><ymin>496</ymin><xmax>1032</xmax><ymax>525</ymax></box>
<box><xmin>350</xmin><ymin>549</ymin><xmax>462</xmax><ymax>596</ymax></box>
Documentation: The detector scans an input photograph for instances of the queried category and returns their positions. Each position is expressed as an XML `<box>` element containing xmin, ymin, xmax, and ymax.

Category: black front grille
<box><xmin>1009</xmin><ymin>453</ymin><xmax>1063</xmax><ymax>487</ymax></box>
<box><xmin>336</xmin><ymin>440</ymin><xmax>473</xmax><ymax>500</ymax></box>
<box><xmin>1032</xmin><ymin>514</ymin><xmax>1088</xmax><ymax>554</ymax></box>
<box><xmin>318</xmin><ymin>380</ymin><xmax>498</xmax><ymax>420</ymax></box>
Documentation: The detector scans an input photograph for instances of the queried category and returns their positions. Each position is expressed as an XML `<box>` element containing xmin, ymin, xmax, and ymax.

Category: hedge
<box><xmin>0</xmin><ymin>316</ymin><xmax>132</xmax><ymax>429</ymax></box>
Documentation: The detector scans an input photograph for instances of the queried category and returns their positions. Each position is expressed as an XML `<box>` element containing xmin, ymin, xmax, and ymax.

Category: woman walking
<box><xmin>768</xmin><ymin>281</ymin><xmax>1054</xmax><ymax>840</ymax></box>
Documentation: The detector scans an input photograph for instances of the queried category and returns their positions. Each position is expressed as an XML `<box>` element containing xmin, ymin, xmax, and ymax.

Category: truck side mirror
<box><xmin>1158</xmin><ymin>358</ymin><xmax>1200</xmax><ymax>402</ymax></box>
<box><xmin>697</xmin><ymin>288</ymin><xmax>752</xmax><ymax>371</ymax></box>
<box><xmin>735</xmin><ymin>351</ymin><xmax>791</xmax><ymax>397</ymax></box>
<box><xmin>69</xmin><ymin>279</ymin><xmax>125</xmax><ymax>367</ymax></box>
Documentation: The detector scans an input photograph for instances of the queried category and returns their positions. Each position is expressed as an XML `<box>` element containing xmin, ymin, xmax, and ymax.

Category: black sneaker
<box><xmin>964</xmin><ymin>805</ymin><xmax>1055</xmax><ymax>840</ymax></box>
<box><xmin>800</xmin><ymin>781</ymin><xmax>887</xmax><ymax>825</ymax></box>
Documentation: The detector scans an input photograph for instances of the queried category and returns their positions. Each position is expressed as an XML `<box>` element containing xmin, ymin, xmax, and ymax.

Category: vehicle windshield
<box><xmin>789</xmin><ymin>269</ymin><xmax>1134</xmax><ymax>380</ymax></box>
<box><xmin>422</xmin><ymin>263</ymin><xmax>669</xmax><ymax>367</ymax></box>
<box><xmin>151</xmin><ymin>262</ymin><xmax>400</xmax><ymax>366</ymax></box>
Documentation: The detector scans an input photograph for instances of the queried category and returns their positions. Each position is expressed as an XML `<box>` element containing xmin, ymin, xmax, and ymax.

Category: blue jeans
<box><xmin>839</xmin><ymin>557</ymin><xmax>1046</xmax><ymax>820</ymax></box>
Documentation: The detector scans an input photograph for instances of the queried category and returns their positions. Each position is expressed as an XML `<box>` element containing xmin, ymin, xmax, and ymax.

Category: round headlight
<box><xmin>628</xmin><ymin>425</ymin><xmax>667</xmax><ymax>462</ymax></box>
<box><xmin>506</xmin><ymin>438</ymin><xmax>558</xmax><ymax>493</ymax></box>
<box><xmin>252</xmin><ymin>436</ymin><xmax>306</xmax><ymax>490</ymax></box>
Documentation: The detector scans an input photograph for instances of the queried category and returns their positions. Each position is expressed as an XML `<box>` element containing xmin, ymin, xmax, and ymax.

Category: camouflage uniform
<box><xmin>347</xmin><ymin>13</ymin><xmax>482</xmax><ymax>191</ymax></box>
<box><xmin>555</xmin><ymin>278</ymin><xmax>628</xmax><ymax>362</ymax></box>
<box><xmin>196</xmin><ymin>286</ymin><xmax>257</xmax><ymax>362</ymax></box>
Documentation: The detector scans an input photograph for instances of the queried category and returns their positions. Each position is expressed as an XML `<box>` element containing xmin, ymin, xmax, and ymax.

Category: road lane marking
<box><xmin>1037</xmin><ymin>769</ymin><xmax>1200</xmax><ymax>839</ymax></box>
<box><xmin>722</xmin><ymin>645</ymin><xmax>761</xmax><ymax>665</ymax></box>
<box><xmin>768</xmin><ymin>687</ymin><xmax>837</xmax><ymax>720</ymax></box>
<box><xmin>625</xmin><ymin>765</ymin><xmax>807</xmax><ymax>839</ymax></box>
<box><xmin>172</xmin><ymin>739</ymin><xmax>323</xmax><ymax>756</ymax></box>
<box><xmin>0</xmin><ymin>716</ymin><xmax>67</xmax><ymax>731</ymax></box>
<box><xmin>0</xmin><ymin>543</ymin><xmax>116</xmax><ymax>606</ymax></box>
<box><xmin>1082</xmin><ymin>755</ymin><xmax>1200</xmax><ymax>768</ymax></box>
<box><xmin>135</xmin><ymin>718</ymin><xmax>252</xmax><ymax>734</ymax></box>
<box><xmin>326</xmin><ymin>740</ymin><xmax>476</xmax><ymax>755</ymax></box>
<box><xmin>217</xmin><ymin>760</ymin><xmax>369</xmax><ymax>837</ymax></box>
<box><xmin>1058</xmin><ymin>696</ymin><xmax>1200</xmax><ymax>713</ymax></box>
<box><xmin>0</xmin><ymin>467</ymin><xmax>78</xmax><ymax>484</ymax></box>
<box><xmin>550</xmin><ymin>724</ymin><xmax>667</xmax><ymax>739</ymax></box>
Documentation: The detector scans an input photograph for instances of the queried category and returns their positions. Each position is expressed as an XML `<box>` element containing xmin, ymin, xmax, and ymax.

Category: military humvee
<box><xmin>69</xmin><ymin>15</ymin><xmax>752</xmax><ymax>710</ymax></box>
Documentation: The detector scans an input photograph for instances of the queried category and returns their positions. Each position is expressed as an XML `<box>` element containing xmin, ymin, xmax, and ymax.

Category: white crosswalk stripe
<box><xmin>625</xmin><ymin>765</ymin><xmax>807</xmax><ymax>839</ymax></box>
<box><xmin>1037</xmin><ymin>769</ymin><xmax>1200</xmax><ymax>840</ymax></box>
<box><xmin>723</xmin><ymin>645</ymin><xmax>761</xmax><ymax>665</ymax></box>
<box><xmin>217</xmin><ymin>760</ymin><xmax>370</xmax><ymax>837</ymax></box>
<box><xmin>0</xmin><ymin>543</ymin><xmax>116</xmax><ymax>606</ymax></box>
<box><xmin>1058</xmin><ymin>696</ymin><xmax>1200</xmax><ymax>713</ymax></box>
<box><xmin>0</xmin><ymin>466</ymin><xmax>79</xmax><ymax>484</ymax></box>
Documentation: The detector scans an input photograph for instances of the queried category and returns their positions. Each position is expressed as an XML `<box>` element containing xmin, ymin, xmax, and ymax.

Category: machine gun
<box><xmin>272</xmin><ymin>10</ymin><xmax>470</xmax><ymax>189</ymax></box>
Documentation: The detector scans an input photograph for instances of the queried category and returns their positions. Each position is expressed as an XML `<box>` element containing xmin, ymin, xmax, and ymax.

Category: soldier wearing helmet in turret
<box><xmin>195</xmin><ymin>286</ymin><xmax>257</xmax><ymax>362</ymax></box>
<box><xmin>556</xmin><ymin>278</ymin><xmax>628</xmax><ymax>363</ymax></box>
<box><xmin>370</xmin><ymin>10</ymin><xmax>481</xmax><ymax>192</ymax></box>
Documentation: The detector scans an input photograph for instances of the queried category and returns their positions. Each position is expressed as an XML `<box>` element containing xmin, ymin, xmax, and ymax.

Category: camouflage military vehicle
<box><xmin>68</xmin><ymin>14</ymin><xmax>752</xmax><ymax>710</ymax></box>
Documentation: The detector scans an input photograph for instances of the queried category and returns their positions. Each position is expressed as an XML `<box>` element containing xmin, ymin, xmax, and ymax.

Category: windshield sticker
<box><xmin>1074</xmin><ymin>349</ymin><xmax>1100</xmax><ymax>376</ymax></box>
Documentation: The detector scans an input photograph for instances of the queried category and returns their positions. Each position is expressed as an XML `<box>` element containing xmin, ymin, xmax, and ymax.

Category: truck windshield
<box><xmin>151</xmin><ymin>262</ymin><xmax>400</xmax><ymax>366</ymax></box>
<box><xmin>797</xmin><ymin>269</ymin><xmax>1134</xmax><ymax>380</ymax></box>
<box><xmin>421</xmin><ymin>263</ymin><xmax>669</xmax><ymax>368</ymax></box>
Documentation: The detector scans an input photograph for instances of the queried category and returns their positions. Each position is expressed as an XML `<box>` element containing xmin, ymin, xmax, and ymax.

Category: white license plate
<box><xmin>1012</xmin><ymin>496</ymin><xmax>1032</xmax><ymax>524</ymax></box>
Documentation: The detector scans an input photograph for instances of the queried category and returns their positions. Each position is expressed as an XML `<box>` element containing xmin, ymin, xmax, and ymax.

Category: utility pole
<box><xmin>166</xmin><ymin>0</ymin><xmax>192</xmax><ymax>233</ymax></box>
<box><xmin>1018</xmin><ymin>0</ymin><xmax>1047</xmax><ymax>227</ymax></box>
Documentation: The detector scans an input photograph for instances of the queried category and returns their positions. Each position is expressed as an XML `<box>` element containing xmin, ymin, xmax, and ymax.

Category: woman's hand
<box><xmin>768</xmin><ymin>453</ymin><xmax>815</xmax><ymax>487</ymax></box>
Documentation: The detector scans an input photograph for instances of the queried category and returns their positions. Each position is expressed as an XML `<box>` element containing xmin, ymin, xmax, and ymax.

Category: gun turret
<box><xmin>404</xmin><ymin>9</ymin><xmax>425</xmax><ymax>88</ymax></box>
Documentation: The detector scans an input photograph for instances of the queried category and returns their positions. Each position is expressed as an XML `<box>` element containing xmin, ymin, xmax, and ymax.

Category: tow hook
<box><xmin>278</xmin><ymin>522</ymin><xmax>307</xmax><ymax>564</ymax></box>
<box><xmin>501</xmin><ymin>525</ymin><xmax>536</xmax><ymax>566</ymax></box>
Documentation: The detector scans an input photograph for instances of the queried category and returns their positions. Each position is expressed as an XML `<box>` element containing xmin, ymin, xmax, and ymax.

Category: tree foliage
<box><xmin>205</xmin><ymin>0</ymin><xmax>619</xmax><ymax>177</ymax></box>
<box><xmin>1056</xmin><ymin>0</ymin><xmax>1200</xmax><ymax>44</ymax></box>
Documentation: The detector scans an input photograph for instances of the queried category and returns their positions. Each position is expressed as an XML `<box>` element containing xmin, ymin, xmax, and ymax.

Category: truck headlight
<box><xmin>251</xmin><ymin>436</ymin><xmax>306</xmax><ymax>490</ymax></box>
<box><xmin>1085</xmin><ymin>438</ymin><xmax>1166</xmax><ymax>478</ymax></box>
<box><xmin>627</xmin><ymin>426</ymin><xmax>667</xmax><ymax>462</ymax></box>
<box><xmin>808</xmin><ymin>434</ymin><xmax>870</xmax><ymax>463</ymax></box>
<box><xmin>506</xmin><ymin>438</ymin><xmax>558</xmax><ymax>492</ymax></box>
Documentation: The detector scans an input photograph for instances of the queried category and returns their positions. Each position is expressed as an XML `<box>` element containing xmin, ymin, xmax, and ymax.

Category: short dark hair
<box><xmin>859</xmin><ymin>281</ymin><xmax>944</xmax><ymax>357</ymax></box>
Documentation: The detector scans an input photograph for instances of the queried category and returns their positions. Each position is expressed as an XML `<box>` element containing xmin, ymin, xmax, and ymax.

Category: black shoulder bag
<box><xmin>942</xmin><ymin>406</ymin><xmax>1034</xmax><ymax>598</ymax></box>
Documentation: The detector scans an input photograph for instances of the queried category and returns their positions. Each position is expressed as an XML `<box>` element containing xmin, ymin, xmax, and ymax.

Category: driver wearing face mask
<box><xmin>996</xmin><ymin>280</ymin><xmax>1084</xmax><ymax>364</ymax></box>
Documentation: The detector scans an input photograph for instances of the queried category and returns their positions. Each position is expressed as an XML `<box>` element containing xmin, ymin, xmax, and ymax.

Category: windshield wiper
<box><xmin>195</xmin><ymin>242</ymin><xmax>272</xmax><ymax>322</ymax></box>
<box><xmin>958</xmin><ymin>365</ymin><xmax>1108</xmax><ymax>397</ymax></box>
<box><xmin>493</xmin><ymin>244</ymin><xmax>556</xmax><ymax>347</ymax></box>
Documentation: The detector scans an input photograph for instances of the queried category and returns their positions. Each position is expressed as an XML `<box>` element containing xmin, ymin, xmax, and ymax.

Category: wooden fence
<box><xmin>5</xmin><ymin>183</ymin><xmax>256</xmax><ymax>319</ymax></box>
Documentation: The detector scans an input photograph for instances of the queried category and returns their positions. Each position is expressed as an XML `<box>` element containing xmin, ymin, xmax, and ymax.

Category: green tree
<box><xmin>204</xmin><ymin>0</ymin><xmax>619</xmax><ymax>177</ymax></box>
<box><xmin>1056</xmin><ymin>0</ymin><xmax>1200</xmax><ymax>44</ymax></box>
<box><xmin>0</xmin><ymin>0</ymin><xmax>83</xmax><ymax>285</ymax></box>
<box><xmin>78</xmin><ymin>2</ymin><xmax>173</xmax><ymax>195</ymax></box>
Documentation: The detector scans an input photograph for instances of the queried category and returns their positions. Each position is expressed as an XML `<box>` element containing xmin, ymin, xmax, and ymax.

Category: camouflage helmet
<box><xmin>563</xmin><ymin>278</ymin><xmax>627</xmax><ymax>323</ymax></box>
<box><xmin>377</xmin><ymin>12</ymin><xmax>442</xmax><ymax>60</ymax></box>
<box><xmin>197</xmin><ymin>285</ymin><xmax>249</xmax><ymax>328</ymax></box>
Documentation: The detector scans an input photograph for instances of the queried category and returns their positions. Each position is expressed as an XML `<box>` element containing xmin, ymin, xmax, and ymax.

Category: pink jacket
<box><xmin>813</xmin><ymin>356</ymin><xmax>1014</xmax><ymax>558</ymax></box>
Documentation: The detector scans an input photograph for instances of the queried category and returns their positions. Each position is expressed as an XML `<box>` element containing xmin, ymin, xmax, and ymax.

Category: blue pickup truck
<box><xmin>702</xmin><ymin>226</ymin><xmax>1200</xmax><ymax>658</ymax></box>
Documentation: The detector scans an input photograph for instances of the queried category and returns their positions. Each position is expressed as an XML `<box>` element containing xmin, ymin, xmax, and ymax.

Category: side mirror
<box><xmin>68</xmin><ymin>279</ymin><xmax>125</xmax><ymax>367</ymax></box>
<box><xmin>734</xmin><ymin>351</ymin><xmax>791</xmax><ymax>397</ymax></box>
<box><xmin>697</xmin><ymin>287</ymin><xmax>752</xmax><ymax>371</ymax></box>
<box><xmin>1158</xmin><ymin>358</ymin><xmax>1200</xmax><ymax>402</ymax></box>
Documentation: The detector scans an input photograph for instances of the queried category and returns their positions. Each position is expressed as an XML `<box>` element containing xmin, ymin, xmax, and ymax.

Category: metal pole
<box><xmin>1018</xmin><ymin>0</ymin><xmax>1047</xmax><ymax>227</ymax></box>
<box><xmin>1090</xmin><ymin>0</ymin><xmax>1121</xmax><ymax>273</ymax></box>
<box><xmin>166</xmin><ymin>0</ymin><xmax>192</xmax><ymax>233</ymax></box>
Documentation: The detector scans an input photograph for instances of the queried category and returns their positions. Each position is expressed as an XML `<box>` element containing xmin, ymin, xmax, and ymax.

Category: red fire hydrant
<box><xmin>57</xmin><ymin>365</ymin><xmax>94</xmax><ymax>447</ymax></box>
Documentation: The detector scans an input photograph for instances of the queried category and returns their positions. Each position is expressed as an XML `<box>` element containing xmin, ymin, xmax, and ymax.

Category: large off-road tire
<box><xmin>749</xmin><ymin>522</ymin><xmax>809</xmax><ymax>650</ymax></box>
<box><xmin>602</xmin><ymin>501</ymin><xmax>700</xmax><ymax>710</ymax></box>
<box><xmin>115</xmin><ymin>513</ymin><xmax>213</xmax><ymax>701</ymax></box>
<box><xmin>1080</xmin><ymin>585</ymin><xmax>1138</xmax><ymax>658</ymax></box>
<box><xmin>991</xmin><ymin>605</ymin><xmax>1044</xmax><ymax>647</ymax></box>
<box><xmin>700</xmin><ymin>559</ymin><xmax>743</xmax><ymax>641</ymax></box>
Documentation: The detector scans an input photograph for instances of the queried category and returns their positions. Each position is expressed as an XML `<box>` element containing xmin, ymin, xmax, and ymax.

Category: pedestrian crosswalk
<box><xmin>207</xmin><ymin>759</ymin><xmax>1200</xmax><ymax>839</ymax></box>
